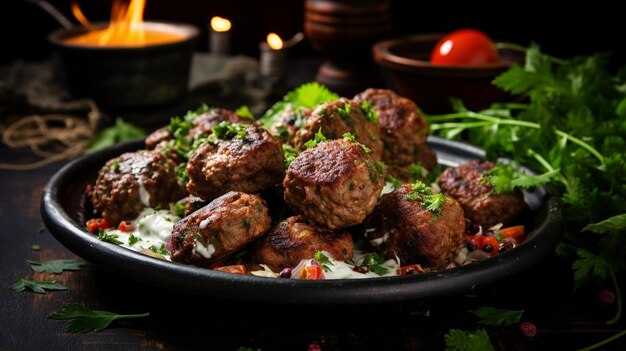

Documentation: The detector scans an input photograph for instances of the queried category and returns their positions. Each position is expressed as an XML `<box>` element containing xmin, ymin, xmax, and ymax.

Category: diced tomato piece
<box><xmin>209</xmin><ymin>261</ymin><xmax>225</xmax><ymax>269</ymax></box>
<box><xmin>398</xmin><ymin>264</ymin><xmax>424</xmax><ymax>276</ymax></box>
<box><xmin>303</xmin><ymin>265</ymin><xmax>324</xmax><ymax>280</ymax></box>
<box><xmin>117</xmin><ymin>221</ymin><xmax>135</xmax><ymax>232</ymax></box>
<box><xmin>86</xmin><ymin>218</ymin><xmax>109</xmax><ymax>233</ymax></box>
<box><xmin>499</xmin><ymin>225</ymin><xmax>525</xmax><ymax>239</ymax></box>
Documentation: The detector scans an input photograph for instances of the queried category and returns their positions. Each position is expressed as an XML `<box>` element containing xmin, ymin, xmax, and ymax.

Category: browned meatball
<box><xmin>145</xmin><ymin>126</ymin><xmax>171</xmax><ymax>150</ymax></box>
<box><xmin>183</xmin><ymin>195</ymin><xmax>209</xmax><ymax>217</ymax></box>
<box><xmin>293</xmin><ymin>98</ymin><xmax>383</xmax><ymax>160</ymax></box>
<box><xmin>186</xmin><ymin>123</ymin><xmax>285</xmax><ymax>201</ymax></box>
<box><xmin>284</xmin><ymin>139</ymin><xmax>386</xmax><ymax>229</ymax></box>
<box><xmin>353</xmin><ymin>89</ymin><xmax>429</xmax><ymax>165</ymax></box>
<box><xmin>91</xmin><ymin>150</ymin><xmax>185</xmax><ymax>225</ymax></box>
<box><xmin>189</xmin><ymin>108</ymin><xmax>255</xmax><ymax>140</ymax></box>
<box><xmin>438</xmin><ymin>160</ymin><xmax>526</xmax><ymax>227</ymax></box>
<box><xmin>267</xmin><ymin>106</ymin><xmax>311</xmax><ymax>144</ymax></box>
<box><xmin>387</xmin><ymin>146</ymin><xmax>439</xmax><ymax>183</ymax></box>
<box><xmin>252</xmin><ymin>216</ymin><xmax>353</xmax><ymax>271</ymax></box>
<box><xmin>362</xmin><ymin>184</ymin><xmax>465</xmax><ymax>269</ymax></box>
<box><xmin>169</xmin><ymin>191</ymin><xmax>271</xmax><ymax>267</ymax></box>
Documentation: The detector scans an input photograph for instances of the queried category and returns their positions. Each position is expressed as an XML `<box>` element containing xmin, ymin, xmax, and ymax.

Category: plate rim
<box><xmin>40</xmin><ymin>136</ymin><xmax>563</xmax><ymax>305</ymax></box>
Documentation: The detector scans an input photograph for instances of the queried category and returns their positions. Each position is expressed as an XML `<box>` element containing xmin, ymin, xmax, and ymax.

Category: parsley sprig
<box><xmin>48</xmin><ymin>304</ymin><xmax>149</xmax><ymax>333</ymax></box>
<box><xmin>304</xmin><ymin>128</ymin><xmax>327</xmax><ymax>149</ymax></box>
<box><xmin>28</xmin><ymin>259</ymin><xmax>85</xmax><ymax>274</ymax></box>
<box><xmin>469</xmin><ymin>306</ymin><xmax>524</xmax><ymax>326</ymax></box>
<box><xmin>427</xmin><ymin>44</ymin><xmax>626</xmax><ymax>327</ymax></box>
<box><xmin>361</xmin><ymin>252</ymin><xmax>389</xmax><ymax>275</ymax></box>
<box><xmin>404</xmin><ymin>181</ymin><xmax>445</xmax><ymax>214</ymax></box>
<box><xmin>11</xmin><ymin>279</ymin><xmax>68</xmax><ymax>294</ymax></box>
<box><xmin>314</xmin><ymin>251</ymin><xmax>334</xmax><ymax>272</ymax></box>
<box><xmin>444</xmin><ymin>329</ymin><xmax>494</xmax><ymax>351</ymax></box>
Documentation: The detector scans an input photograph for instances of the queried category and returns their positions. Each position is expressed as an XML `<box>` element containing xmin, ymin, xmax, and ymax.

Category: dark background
<box><xmin>1</xmin><ymin>0</ymin><xmax>625</xmax><ymax>66</ymax></box>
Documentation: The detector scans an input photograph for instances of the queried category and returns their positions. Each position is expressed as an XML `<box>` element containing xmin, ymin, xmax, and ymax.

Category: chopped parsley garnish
<box><xmin>361</xmin><ymin>252</ymin><xmax>389</xmax><ymax>275</ymax></box>
<box><xmin>387</xmin><ymin>175</ymin><xmax>403</xmax><ymax>189</ymax></box>
<box><xmin>149</xmin><ymin>244</ymin><xmax>169</xmax><ymax>256</ymax></box>
<box><xmin>97</xmin><ymin>229</ymin><xmax>122</xmax><ymax>245</ymax></box>
<box><xmin>242</xmin><ymin>217</ymin><xmax>251</xmax><ymax>230</ymax></box>
<box><xmin>173</xmin><ymin>202</ymin><xmax>186</xmax><ymax>217</ymax></box>
<box><xmin>343</xmin><ymin>132</ymin><xmax>371</xmax><ymax>153</ymax></box>
<box><xmin>211</xmin><ymin>121</ymin><xmax>248</xmax><ymax>140</ymax></box>
<box><xmin>314</xmin><ymin>251</ymin><xmax>334</xmax><ymax>272</ymax></box>
<box><xmin>282</xmin><ymin>144</ymin><xmax>299</xmax><ymax>167</ymax></box>
<box><xmin>111</xmin><ymin>161</ymin><xmax>120</xmax><ymax>172</ymax></box>
<box><xmin>304</xmin><ymin>127</ymin><xmax>327</xmax><ymax>149</ymax></box>
<box><xmin>469</xmin><ymin>307</ymin><xmax>525</xmax><ymax>326</ymax></box>
<box><xmin>128</xmin><ymin>234</ymin><xmax>141</xmax><ymax>246</ymax></box>
<box><xmin>11</xmin><ymin>278</ymin><xmax>68</xmax><ymax>294</ymax></box>
<box><xmin>260</xmin><ymin>82</ymin><xmax>338</xmax><ymax>131</ymax></box>
<box><xmin>31</xmin><ymin>244</ymin><xmax>41</xmax><ymax>251</ymax></box>
<box><xmin>48</xmin><ymin>304</ymin><xmax>149</xmax><ymax>333</ymax></box>
<box><xmin>409</xmin><ymin>162</ymin><xmax>424</xmax><ymax>180</ymax></box>
<box><xmin>360</xmin><ymin>100</ymin><xmax>379</xmax><ymax>123</ymax></box>
<box><xmin>335</xmin><ymin>103</ymin><xmax>352</xmax><ymax>120</ymax></box>
<box><xmin>27</xmin><ymin>259</ymin><xmax>85</xmax><ymax>274</ymax></box>
<box><xmin>235</xmin><ymin>105</ymin><xmax>255</xmax><ymax>120</ymax></box>
<box><xmin>404</xmin><ymin>181</ymin><xmax>445</xmax><ymax>215</ymax></box>
<box><xmin>365</xmin><ymin>160</ymin><xmax>387</xmax><ymax>183</ymax></box>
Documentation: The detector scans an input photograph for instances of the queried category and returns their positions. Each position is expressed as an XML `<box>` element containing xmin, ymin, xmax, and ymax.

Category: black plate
<box><xmin>41</xmin><ymin>137</ymin><xmax>562</xmax><ymax>305</ymax></box>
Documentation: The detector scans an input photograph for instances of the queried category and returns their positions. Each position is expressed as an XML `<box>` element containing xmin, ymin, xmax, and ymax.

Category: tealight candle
<box><xmin>209</xmin><ymin>16</ymin><xmax>231</xmax><ymax>55</ymax></box>
<box><xmin>259</xmin><ymin>33</ymin><xmax>286</xmax><ymax>78</ymax></box>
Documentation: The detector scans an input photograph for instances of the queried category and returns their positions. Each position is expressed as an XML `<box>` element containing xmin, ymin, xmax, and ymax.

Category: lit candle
<box><xmin>209</xmin><ymin>16</ymin><xmax>231</xmax><ymax>55</ymax></box>
<box><xmin>259</xmin><ymin>33</ymin><xmax>285</xmax><ymax>78</ymax></box>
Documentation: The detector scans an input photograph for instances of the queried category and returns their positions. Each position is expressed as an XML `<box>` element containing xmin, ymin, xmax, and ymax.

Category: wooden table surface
<box><xmin>1</xmin><ymin>56</ymin><xmax>625</xmax><ymax>350</ymax></box>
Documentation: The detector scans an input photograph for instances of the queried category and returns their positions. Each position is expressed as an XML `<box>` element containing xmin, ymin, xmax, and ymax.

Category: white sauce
<box><xmin>369</xmin><ymin>232</ymin><xmax>389</xmax><ymax>247</ymax></box>
<box><xmin>192</xmin><ymin>239</ymin><xmax>216</xmax><ymax>259</ymax></box>
<box><xmin>137</xmin><ymin>178</ymin><xmax>151</xmax><ymax>207</ymax></box>
<box><xmin>381</xmin><ymin>182</ymin><xmax>395</xmax><ymax>196</ymax></box>
<box><xmin>102</xmin><ymin>208</ymin><xmax>180</xmax><ymax>261</ymax></box>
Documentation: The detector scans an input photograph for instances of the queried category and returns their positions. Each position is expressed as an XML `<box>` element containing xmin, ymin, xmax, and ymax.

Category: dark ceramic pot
<box><xmin>48</xmin><ymin>22</ymin><xmax>199</xmax><ymax>111</ymax></box>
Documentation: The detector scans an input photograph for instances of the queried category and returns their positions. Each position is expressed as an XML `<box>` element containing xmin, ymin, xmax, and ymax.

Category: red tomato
<box><xmin>499</xmin><ymin>225</ymin><xmax>525</xmax><ymax>239</ymax></box>
<box><xmin>430</xmin><ymin>29</ymin><xmax>500</xmax><ymax>65</ymax></box>
<box><xmin>398</xmin><ymin>264</ymin><xmax>425</xmax><ymax>276</ymax></box>
<box><xmin>303</xmin><ymin>265</ymin><xmax>324</xmax><ymax>280</ymax></box>
<box><xmin>117</xmin><ymin>221</ymin><xmax>135</xmax><ymax>232</ymax></box>
<box><xmin>86</xmin><ymin>218</ymin><xmax>109</xmax><ymax>233</ymax></box>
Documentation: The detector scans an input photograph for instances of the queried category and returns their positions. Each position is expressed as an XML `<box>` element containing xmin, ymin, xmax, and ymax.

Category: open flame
<box><xmin>210</xmin><ymin>17</ymin><xmax>231</xmax><ymax>32</ymax></box>
<box><xmin>67</xmin><ymin>0</ymin><xmax>182</xmax><ymax>47</ymax></box>
<box><xmin>267</xmin><ymin>33</ymin><xmax>283</xmax><ymax>50</ymax></box>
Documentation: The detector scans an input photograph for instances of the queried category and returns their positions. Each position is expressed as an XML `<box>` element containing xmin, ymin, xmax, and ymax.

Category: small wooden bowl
<box><xmin>373</xmin><ymin>33</ymin><xmax>521</xmax><ymax>113</ymax></box>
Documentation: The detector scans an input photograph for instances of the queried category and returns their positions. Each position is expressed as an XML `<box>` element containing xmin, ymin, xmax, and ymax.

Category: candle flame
<box><xmin>211</xmin><ymin>17</ymin><xmax>231</xmax><ymax>32</ymax></box>
<box><xmin>67</xmin><ymin>0</ymin><xmax>182</xmax><ymax>47</ymax></box>
<box><xmin>267</xmin><ymin>33</ymin><xmax>283</xmax><ymax>50</ymax></box>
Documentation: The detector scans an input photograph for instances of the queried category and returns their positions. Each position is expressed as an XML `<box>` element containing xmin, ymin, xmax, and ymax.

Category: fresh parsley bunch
<box><xmin>427</xmin><ymin>44</ymin><xmax>626</xmax><ymax>325</ymax></box>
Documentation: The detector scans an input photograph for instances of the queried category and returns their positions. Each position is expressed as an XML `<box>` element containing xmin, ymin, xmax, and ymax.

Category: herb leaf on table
<box><xmin>27</xmin><ymin>259</ymin><xmax>85</xmax><ymax>274</ymax></box>
<box><xmin>11</xmin><ymin>279</ymin><xmax>68</xmax><ymax>294</ymax></box>
<box><xmin>48</xmin><ymin>304</ymin><xmax>149</xmax><ymax>333</ymax></box>
<box><xmin>444</xmin><ymin>328</ymin><xmax>495</xmax><ymax>351</ymax></box>
<box><xmin>469</xmin><ymin>306</ymin><xmax>524</xmax><ymax>326</ymax></box>
<box><xmin>85</xmin><ymin>118</ymin><xmax>145</xmax><ymax>153</ymax></box>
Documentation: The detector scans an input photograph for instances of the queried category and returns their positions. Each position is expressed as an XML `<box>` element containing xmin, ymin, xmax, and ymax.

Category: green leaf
<box><xmin>31</xmin><ymin>244</ymin><xmax>41</xmax><ymax>251</ymax></box>
<box><xmin>444</xmin><ymin>329</ymin><xmax>494</xmax><ymax>351</ymax></box>
<box><xmin>86</xmin><ymin>118</ymin><xmax>145</xmax><ymax>153</ymax></box>
<box><xmin>304</xmin><ymin>128</ymin><xmax>327</xmax><ymax>149</ymax></box>
<box><xmin>484</xmin><ymin>163</ymin><xmax>559</xmax><ymax>194</ymax></box>
<box><xmin>616</xmin><ymin>98</ymin><xmax>626</xmax><ymax>118</ymax></box>
<box><xmin>282</xmin><ymin>144</ymin><xmax>299</xmax><ymax>168</ymax></box>
<box><xmin>28</xmin><ymin>259</ymin><xmax>85</xmax><ymax>274</ymax></box>
<box><xmin>314</xmin><ymin>251</ymin><xmax>334</xmax><ymax>272</ymax></box>
<box><xmin>361</xmin><ymin>252</ymin><xmax>389</xmax><ymax>275</ymax></box>
<box><xmin>97</xmin><ymin>229</ymin><xmax>123</xmax><ymax>245</ymax></box>
<box><xmin>235</xmin><ymin>105</ymin><xmax>255</xmax><ymax>120</ymax></box>
<box><xmin>211</xmin><ymin>121</ymin><xmax>248</xmax><ymax>140</ymax></box>
<box><xmin>572</xmin><ymin>249</ymin><xmax>613</xmax><ymax>289</ymax></box>
<box><xmin>450</xmin><ymin>98</ymin><xmax>468</xmax><ymax>112</ymax></box>
<box><xmin>48</xmin><ymin>304</ymin><xmax>149</xmax><ymax>333</ymax></box>
<box><xmin>11</xmin><ymin>279</ymin><xmax>68</xmax><ymax>294</ymax></box>
<box><xmin>359</xmin><ymin>100</ymin><xmax>379</xmax><ymax>122</ymax></box>
<box><xmin>583</xmin><ymin>214</ymin><xmax>626</xmax><ymax>234</ymax></box>
<box><xmin>342</xmin><ymin>132</ymin><xmax>371</xmax><ymax>153</ymax></box>
<box><xmin>469</xmin><ymin>307</ymin><xmax>524</xmax><ymax>326</ymax></box>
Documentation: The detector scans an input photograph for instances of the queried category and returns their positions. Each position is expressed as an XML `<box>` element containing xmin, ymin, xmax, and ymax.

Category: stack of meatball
<box><xmin>91</xmin><ymin>89</ymin><xmax>526</xmax><ymax>276</ymax></box>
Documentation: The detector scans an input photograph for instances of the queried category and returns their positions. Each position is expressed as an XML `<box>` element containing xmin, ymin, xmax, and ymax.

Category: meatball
<box><xmin>182</xmin><ymin>195</ymin><xmax>209</xmax><ymax>217</ymax></box>
<box><xmin>438</xmin><ymin>160</ymin><xmax>526</xmax><ymax>227</ymax></box>
<box><xmin>252</xmin><ymin>216</ymin><xmax>353</xmax><ymax>271</ymax></box>
<box><xmin>145</xmin><ymin>126</ymin><xmax>171</xmax><ymax>150</ymax></box>
<box><xmin>353</xmin><ymin>89</ymin><xmax>429</xmax><ymax>165</ymax></box>
<box><xmin>293</xmin><ymin>98</ymin><xmax>383</xmax><ymax>160</ymax></box>
<box><xmin>189</xmin><ymin>108</ymin><xmax>255</xmax><ymax>140</ymax></box>
<box><xmin>186</xmin><ymin>123</ymin><xmax>285</xmax><ymax>201</ymax></box>
<box><xmin>91</xmin><ymin>150</ymin><xmax>185</xmax><ymax>225</ymax></box>
<box><xmin>169</xmin><ymin>191</ymin><xmax>271</xmax><ymax>267</ymax></box>
<box><xmin>387</xmin><ymin>146</ymin><xmax>439</xmax><ymax>183</ymax></box>
<box><xmin>284</xmin><ymin>139</ymin><xmax>386</xmax><ymax>229</ymax></box>
<box><xmin>362</xmin><ymin>184</ymin><xmax>465</xmax><ymax>269</ymax></box>
<box><xmin>267</xmin><ymin>106</ymin><xmax>311</xmax><ymax>144</ymax></box>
